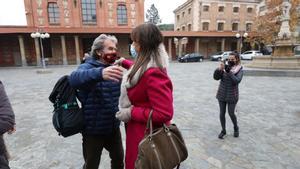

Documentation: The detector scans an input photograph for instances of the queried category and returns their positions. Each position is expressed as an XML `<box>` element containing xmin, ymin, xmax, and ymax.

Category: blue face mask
<box><xmin>130</xmin><ymin>44</ymin><xmax>138</xmax><ymax>59</ymax></box>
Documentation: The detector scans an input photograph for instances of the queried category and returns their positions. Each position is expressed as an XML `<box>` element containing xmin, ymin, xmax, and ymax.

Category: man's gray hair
<box><xmin>90</xmin><ymin>34</ymin><xmax>118</xmax><ymax>57</ymax></box>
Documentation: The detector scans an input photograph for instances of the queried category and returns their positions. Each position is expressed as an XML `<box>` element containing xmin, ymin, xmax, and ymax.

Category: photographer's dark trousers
<box><xmin>218</xmin><ymin>101</ymin><xmax>238</xmax><ymax>131</ymax></box>
<box><xmin>0</xmin><ymin>135</ymin><xmax>10</xmax><ymax>169</ymax></box>
<box><xmin>82</xmin><ymin>128</ymin><xmax>124</xmax><ymax>169</ymax></box>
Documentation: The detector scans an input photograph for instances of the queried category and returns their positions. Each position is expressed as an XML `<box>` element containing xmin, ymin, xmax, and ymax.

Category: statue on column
<box><xmin>282</xmin><ymin>0</ymin><xmax>291</xmax><ymax>19</ymax></box>
<box><xmin>278</xmin><ymin>0</ymin><xmax>292</xmax><ymax>39</ymax></box>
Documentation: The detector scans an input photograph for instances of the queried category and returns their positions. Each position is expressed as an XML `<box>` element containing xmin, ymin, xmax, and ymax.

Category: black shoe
<box><xmin>234</xmin><ymin>127</ymin><xmax>239</xmax><ymax>137</ymax></box>
<box><xmin>218</xmin><ymin>131</ymin><xmax>226</xmax><ymax>139</ymax></box>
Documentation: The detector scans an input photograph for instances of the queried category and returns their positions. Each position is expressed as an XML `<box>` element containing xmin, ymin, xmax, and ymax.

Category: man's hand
<box><xmin>102</xmin><ymin>65</ymin><xmax>124</xmax><ymax>82</ymax></box>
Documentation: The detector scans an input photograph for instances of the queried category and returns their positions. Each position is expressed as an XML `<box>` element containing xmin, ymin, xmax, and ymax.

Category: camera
<box><xmin>223</xmin><ymin>59</ymin><xmax>232</xmax><ymax>73</ymax></box>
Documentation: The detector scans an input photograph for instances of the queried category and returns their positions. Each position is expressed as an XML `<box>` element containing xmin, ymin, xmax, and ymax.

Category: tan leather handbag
<box><xmin>135</xmin><ymin>110</ymin><xmax>188</xmax><ymax>169</ymax></box>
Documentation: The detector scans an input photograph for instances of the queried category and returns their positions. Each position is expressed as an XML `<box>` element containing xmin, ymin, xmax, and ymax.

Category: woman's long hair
<box><xmin>230</xmin><ymin>52</ymin><xmax>241</xmax><ymax>65</ymax></box>
<box><xmin>127</xmin><ymin>23</ymin><xmax>164</xmax><ymax>84</ymax></box>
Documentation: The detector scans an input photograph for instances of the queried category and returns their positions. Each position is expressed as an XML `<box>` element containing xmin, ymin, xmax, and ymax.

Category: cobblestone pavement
<box><xmin>0</xmin><ymin>61</ymin><xmax>300</xmax><ymax>169</ymax></box>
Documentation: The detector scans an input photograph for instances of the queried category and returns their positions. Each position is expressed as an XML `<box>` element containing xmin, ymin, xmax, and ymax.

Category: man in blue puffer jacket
<box><xmin>69</xmin><ymin>34</ymin><xmax>124</xmax><ymax>169</ymax></box>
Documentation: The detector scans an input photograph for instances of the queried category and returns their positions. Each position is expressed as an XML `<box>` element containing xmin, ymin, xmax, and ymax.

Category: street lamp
<box><xmin>235</xmin><ymin>32</ymin><xmax>248</xmax><ymax>54</ymax></box>
<box><xmin>31</xmin><ymin>31</ymin><xmax>50</xmax><ymax>68</ymax></box>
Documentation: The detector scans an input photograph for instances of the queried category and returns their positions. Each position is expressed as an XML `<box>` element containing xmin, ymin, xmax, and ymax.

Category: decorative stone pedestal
<box><xmin>273</xmin><ymin>39</ymin><xmax>296</xmax><ymax>57</ymax></box>
<box><xmin>247</xmin><ymin>56</ymin><xmax>300</xmax><ymax>69</ymax></box>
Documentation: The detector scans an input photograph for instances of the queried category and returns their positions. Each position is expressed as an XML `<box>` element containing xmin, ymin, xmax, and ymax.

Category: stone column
<box><xmin>195</xmin><ymin>38</ymin><xmax>200</xmax><ymax>53</ymax></box>
<box><xmin>74</xmin><ymin>36</ymin><xmax>81</xmax><ymax>65</ymax></box>
<box><xmin>61</xmin><ymin>35</ymin><xmax>68</xmax><ymax>65</ymax></box>
<box><xmin>34</xmin><ymin>38</ymin><xmax>41</xmax><ymax>66</ymax></box>
<box><xmin>18</xmin><ymin>35</ymin><xmax>27</xmax><ymax>66</ymax></box>
<box><xmin>178</xmin><ymin>38</ymin><xmax>183</xmax><ymax>58</ymax></box>
<box><xmin>221</xmin><ymin>38</ymin><xmax>225</xmax><ymax>51</ymax></box>
<box><xmin>168</xmin><ymin>38</ymin><xmax>172</xmax><ymax>60</ymax></box>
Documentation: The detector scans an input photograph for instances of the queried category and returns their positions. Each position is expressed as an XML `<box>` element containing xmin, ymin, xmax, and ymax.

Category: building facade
<box><xmin>0</xmin><ymin>0</ymin><xmax>144</xmax><ymax>66</ymax></box>
<box><xmin>174</xmin><ymin>0</ymin><xmax>262</xmax><ymax>58</ymax></box>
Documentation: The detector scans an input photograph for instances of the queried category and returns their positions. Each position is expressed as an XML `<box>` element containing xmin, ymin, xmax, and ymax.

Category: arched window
<box><xmin>48</xmin><ymin>2</ymin><xmax>60</xmax><ymax>24</ymax></box>
<box><xmin>81</xmin><ymin>0</ymin><xmax>97</xmax><ymax>24</ymax></box>
<box><xmin>117</xmin><ymin>4</ymin><xmax>128</xmax><ymax>25</ymax></box>
<box><xmin>188</xmin><ymin>24</ymin><xmax>192</xmax><ymax>31</ymax></box>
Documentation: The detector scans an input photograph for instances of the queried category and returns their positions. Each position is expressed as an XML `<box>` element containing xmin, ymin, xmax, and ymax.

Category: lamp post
<box><xmin>30</xmin><ymin>31</ymin><xmax>50</xmax><ymax>69</ymax></box>
<box><xmin>235</xmin><ymin>32</ymin><xmax>248</xmax><ymax>54</ymax></box>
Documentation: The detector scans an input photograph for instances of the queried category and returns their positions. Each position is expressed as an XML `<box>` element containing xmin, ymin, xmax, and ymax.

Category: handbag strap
<box><xmin>146</xmin><ymin>110</ymin><xmax>154</xmax><ymax>136</ymax></box>
<box><xmin>146</xmin><ymin>110</ymin><xmax>168</xmax><ymax>138</ymax></box>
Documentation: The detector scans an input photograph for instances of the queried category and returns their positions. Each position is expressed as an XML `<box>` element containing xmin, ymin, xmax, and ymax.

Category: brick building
<box><xmin>0</xmin><ymin>0</ymin><xmax>144</xmax><ymax>66</ymax></box>
<box><xmin>173</xmin><ymin>0</ymin><xmax>262</xmax><ymax>58</ymax></box>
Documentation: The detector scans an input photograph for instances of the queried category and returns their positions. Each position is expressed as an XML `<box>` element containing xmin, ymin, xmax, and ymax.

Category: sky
<box><xmin>144</xmin><ymin>0</ymin><xmax>187</xmax><ymax>24</ymax></box>
<box><xmin>0</xmin><ymin>0</ymin><xmax>27</xmax><ymax>25</ymax></box>
<box><xmin>0</xmin><ymin>0</ymin><xmax>186</xmax><ymax>26</ymax></box>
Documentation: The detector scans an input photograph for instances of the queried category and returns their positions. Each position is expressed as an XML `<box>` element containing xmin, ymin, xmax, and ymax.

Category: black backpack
<box><xmin>49</xmin><ymin>75</ymin><xmax>84</xmax><ymax>137</ymax></box>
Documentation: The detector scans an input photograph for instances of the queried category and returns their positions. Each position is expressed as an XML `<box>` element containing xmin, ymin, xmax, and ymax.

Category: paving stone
<box><xmin>0</xmin><ymin>61</ymin><xmax>300</xmax><ymax>169</ymax></box>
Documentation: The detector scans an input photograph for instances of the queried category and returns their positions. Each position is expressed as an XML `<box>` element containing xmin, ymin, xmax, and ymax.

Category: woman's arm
<box><xmin>228</xmin><ymin>69</ymin><xmax>243</xmax><ymax>85</ymax></box>
<box><xmin>130</xmin><ymin>69</ymin><xmax>173</xmax><ymax>125</ymax></box>
<box><xmin>213</xmin><ymin>68</ymin><xmax>223</xmax><ymax>80</ymax></box>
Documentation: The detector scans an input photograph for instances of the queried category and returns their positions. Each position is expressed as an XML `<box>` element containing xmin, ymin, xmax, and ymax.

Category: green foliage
<box><xmin>158</xmin><ymin>24</ymin><xmax>174</xmax><ymax>31</ymax></box>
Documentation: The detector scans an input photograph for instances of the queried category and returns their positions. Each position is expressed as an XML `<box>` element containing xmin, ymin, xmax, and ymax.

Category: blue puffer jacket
<box><xmin>69</xmin><ymin>57</ymin><xmax>120</xmax><ymax>136</ymax></box>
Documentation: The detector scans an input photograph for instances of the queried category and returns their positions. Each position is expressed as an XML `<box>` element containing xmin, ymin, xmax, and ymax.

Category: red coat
<box><xmin>122</xmin><ymin>60</ymin><xmax>174</xmax><ymax>169</ymax></box>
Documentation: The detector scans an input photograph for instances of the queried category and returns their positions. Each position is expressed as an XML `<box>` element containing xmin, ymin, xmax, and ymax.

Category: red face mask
<box><xmin>102</xmin><ymin>52</ymin><xmax>119</xmax><ymax>64</ymax></box>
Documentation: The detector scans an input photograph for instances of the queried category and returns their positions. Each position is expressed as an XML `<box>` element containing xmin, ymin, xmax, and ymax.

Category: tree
<box><xmin>249</xmin><ymin>0</ymin><xmax>300</xmax><ymax>46</ymax></box>
<box><xmin>146</xmin><ymin>4</ymin><xmax>161</xmax><ymax>24</ymax></box>
<box><xmin>158</xmin><ymin>24</ymin><xmax>174</xmax><ymax>31</ymax></box>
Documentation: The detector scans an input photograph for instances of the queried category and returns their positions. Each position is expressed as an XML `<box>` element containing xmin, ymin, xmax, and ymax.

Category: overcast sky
<box><xmin>0</xmin><ymin>0</ymin><xmax>186</xmax><ymax>25</ymax></box>
<box><xmin>144</xmin><ymin>0</ymin><xmax>186</xmax><ymax>24</ymax></box>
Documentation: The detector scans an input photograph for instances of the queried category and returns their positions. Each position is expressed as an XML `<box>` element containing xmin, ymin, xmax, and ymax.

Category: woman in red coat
<box><xmin>116</xmin><ymin>23</ymin><xmax>173</xmax><ymax>169</ymax></box>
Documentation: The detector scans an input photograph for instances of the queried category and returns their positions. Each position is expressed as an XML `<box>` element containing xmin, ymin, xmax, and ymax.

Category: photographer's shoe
<box><xmin>218</xmin><ymin>130</ymin><xmax>226</xmax><ymax>139</ymax></box>
<box><xmin>234</xmin><ymin>127</ymin><xmax>239</xmax><ymax>138</ymax></box>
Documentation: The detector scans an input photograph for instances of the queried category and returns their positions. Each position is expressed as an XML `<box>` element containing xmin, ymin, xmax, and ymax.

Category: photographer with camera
<box><xmin>213</xmin><ymin>53</ymin><xmax>243</xmax><ymax>139</ymax></box>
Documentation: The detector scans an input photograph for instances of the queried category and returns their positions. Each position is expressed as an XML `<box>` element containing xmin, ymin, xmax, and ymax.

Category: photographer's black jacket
<box><xmin>213</xmin><ymin>67</ymin><xmax>243</xmax><ymax>103</ymax></box>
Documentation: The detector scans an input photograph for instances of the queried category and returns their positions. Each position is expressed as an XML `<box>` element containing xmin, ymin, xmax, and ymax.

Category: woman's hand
<box><xmin>116</xmin><ymin>107</ymin><xmax>132</xmax><ymax>122</ymax></box>
<box><xmin>114</xmin><ymin>57</ymin><xmax>125</xmax><ymax>66</ymax></box>
<box><xmin>7</xmin><ymin>125</ymin><xmax>16</xmax><ymax>134</ymax></box>
<box><xmin>219</xmin><ymin>62</ymin><xmax>225</xmax><ymax>71</ymax></box>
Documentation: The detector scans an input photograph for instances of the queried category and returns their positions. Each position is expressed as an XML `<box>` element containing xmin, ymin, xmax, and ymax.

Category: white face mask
<box><xmin>130</xmin><ymin>44</ymin><xmax>138</xmax><ymax>59</ymax></box>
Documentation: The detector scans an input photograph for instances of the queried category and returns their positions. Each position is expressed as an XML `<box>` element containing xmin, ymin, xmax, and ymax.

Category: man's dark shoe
<box><xmin>218</xmin><ymin>131</ymin><xmax>226</xmax><ymax>139</ymax></box>
<box><xmin>234</xmin><ymin>127</ymin><xmax>239</xmax><ymax>137</ymax></box>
